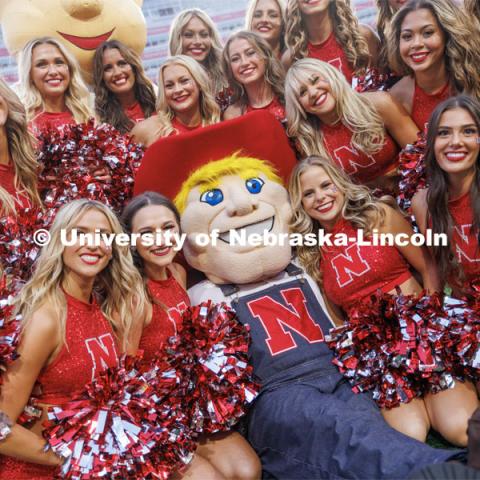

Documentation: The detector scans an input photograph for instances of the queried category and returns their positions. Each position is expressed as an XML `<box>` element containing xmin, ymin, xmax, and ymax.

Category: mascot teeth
<box><xmin>219</xmin><ymin>217</ymin><xmax>274</xmax><ymax>243</ymax></box>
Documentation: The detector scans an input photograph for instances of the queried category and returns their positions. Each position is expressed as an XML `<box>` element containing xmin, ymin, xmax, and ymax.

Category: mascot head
<box><xmin>0</xmin><ymin>0</ymin><xmax>146</xmax><ymax>82</ymax></box>
<box><xmin>176</xmin><ymin>155</ymin><xmax>293</xmax><ymax>284</ymax></box>
<box><xmin>134</xmin><ymin>110</ymin><xmax>298</xmax><ymax>285</ymax></box>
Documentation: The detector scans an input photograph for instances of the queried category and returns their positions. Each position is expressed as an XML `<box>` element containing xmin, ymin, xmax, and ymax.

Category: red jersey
<box><xmin>171</xmin><ymin>117</ymin><xmax>202</xmax><ymax>135</ymax></box>
<box><xmin>321</xmin><ymin>121</ymin><xmax>399</xmax><ymax>183</ymax></box>
<box><xmin>320</xmin><ymin>218</ymin><xmax>412</xmax><ymax>313</ymax></box>
<box><xmin>139</xmin><ymin>272</ymin><xmax>190</xmax><ymax>362</ymax></box>
<box><xmin>0</xmin><ymin>162</ymin><xmax>32</xmax><ymax>209</ymax></box>
<box><xmin>411</xmin><ymin>81</ymin><xmax>451</xmax><ymax>132</ymax></box>
<box><xmin>246</xmin><ymin>97</ymin><xmax>286</xmax><ymax>122</ymax></box>
<box><xmin>307</xmin><ymin>32</ymin><xmax>354</xmax><ymax>84</ymax></box>
<box><xmin>0</xmin><ymin>292</ymin><xmax>119</xmax><ymax>478</ymax></box>
<box><xmin>448</xmin><ymin>192</ymin><xmax>480</xmax><ymax>285</ymax></box>
<box><xmin>30</xmin><ymin>110</ymin><xmax>75</xmax><ymax>134</ymax></box>
<box><xmin>124</xmin><ymin>102</ymin><xmax>145</xmax><ymax>124</ymax></box>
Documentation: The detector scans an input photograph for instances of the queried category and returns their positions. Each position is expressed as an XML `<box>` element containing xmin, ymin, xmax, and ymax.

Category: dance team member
<box><xmin>412</xmin><ymin>95</ymin><xmax>480</xmax><ymax>295</ymax></box>
<box><xmin>388</xmin><ymin>0</ymin><xmax>480</xmax><ymax>132</ymax></box>
<box><xmin>16</xmin><ymin>37</ymin><xmax>92</xmax><ymax>133</ymax></box>
<box><xmin>245</xmin><ymin>0</ymin><xmax>287</xmax><ymax>59</ymax></box>
<box><xmin>223</xmin><ymin>31</ymin><xmax>286</xmax><ymax>122</ymax></box>
<box><xmin>93</xmin><ymin>40</ymin><xmax>156</xmax><ymax>134</ymax></box>
<box><xmin>121</xmin><ymin>191</ymin><xmax>261</xmax><ymax>480</ymax></box>
<box><xmin>288</xmin><ymin>155</ymin><xmax>479</xmax><ymax>445</ymax></box>
<box><xmin>132</xmin><ymin>55</ymin><xmax>220</xmax><ymax>147</ymax></box>
<box><xmin>0</xmin><ymin>199</ymin><xmax>146</xmax><ymax>477</ymax></box>
<box><xmin>282</xmin><ymin>0</ymin><xmax>379</xmax><ymax>83</ymax></box>
<box><xmin>285</xmin><ymin>59</ymin><xmax>418</xmax><ymax>190</ymax></box>
<box><xmin>168</xmin><ymin>9</ymin><xmax>229</xmax><ymax>104</ymax></box>
<box><xmin>0</xmin><ymin>79</ymin><xmax>41</xmax><ymax>214</ymax></box>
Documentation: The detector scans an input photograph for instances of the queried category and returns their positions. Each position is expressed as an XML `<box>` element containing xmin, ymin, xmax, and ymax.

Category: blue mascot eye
<box><xmin>245</xmin><ymin>177</ymin><xmax>265</xmax><ymax>194</ymax></box>
<box><xmin>200</xmin><ymin>189</ymin><xmax>224</xmax><ymax>206</ymax></box>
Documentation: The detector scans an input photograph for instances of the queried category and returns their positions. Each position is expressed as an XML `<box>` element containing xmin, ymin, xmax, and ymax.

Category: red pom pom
<box><xmin>43</xmin><ymin>355</ymin><xmax>196</xmax><ymax>479</ymax></box>
<box><xmin>171</xmin><ymin>301</ymin><xmax>259</xmax><ymax>434</ymax></box>
<box><xmin>38</xmin><ymin>120</ymin><xmax>143</xmax><ymax>217</ymax></box>
<box><xmin>397</xmin><ymin>133</ymin><xmax>427</xmax><ymax>212</ymax></box>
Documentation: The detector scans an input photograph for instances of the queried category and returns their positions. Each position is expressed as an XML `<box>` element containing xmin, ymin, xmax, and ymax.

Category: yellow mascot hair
<box><xmin>174</xmin><ymin>154</ymin><xmax>283</xmax><ymax>213</ymax></box>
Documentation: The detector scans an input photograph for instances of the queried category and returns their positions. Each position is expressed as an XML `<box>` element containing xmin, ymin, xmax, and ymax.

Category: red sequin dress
<box><xmin>245</xmin><ymin>97</ymin><xmax>286</xmax><ymax>123</ymax></box>
<box><xmin>170</xmin><ymin>117</ymin><xmax>202</xmax><ymax>135</ymax></box>
<box><xmin>448</xmin><ymin>193</ymin><xmax>480</xmax><ymax>286</ymax></box>
<box><xmin>29</xmin><ymin>110</ymin><xmax>75</xmax><ymax>134</ymax></box>
<box><xmin>139</xmin><ymin>271</ymin><xmax>190</xmax><ymax>362</ymax></box>
<box><xmin>321</xmin><ymin>121</ymin><xmax>400</xmax><ymax>183</ymax></box>
<box><xmin>307</xmin><ymin>32</ymin><xmax>354</xmax><ymax>84</ymax></box>
<box><xmin>0</xmin><ymin>292</ymin><xmax>119</xmax><ymax>478</ymax></box>
<box><xmin>321</xmin><ymin>218</ymin><xmax>412</xmax><ymax>313</ymax></box>
<box><xmin>411</xmin><ymin>81</ymin><xmax>451</xmax><ymax>132</ymax></box>
<box><xmin>124</xmin><ymin>102</ymin><xmax>145</xmax><ymax>124</ymax></box>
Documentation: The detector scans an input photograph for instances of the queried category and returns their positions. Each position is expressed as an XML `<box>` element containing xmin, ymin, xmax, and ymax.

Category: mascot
<box><xmin>0</xmin><ymin>0</ymin><xmax>146</xmax><ymax>82</ymax></box>
<box><xmin>135</xmin><ymin>112</ymin><xmax>461</xmax><ymax>479</ymax></box>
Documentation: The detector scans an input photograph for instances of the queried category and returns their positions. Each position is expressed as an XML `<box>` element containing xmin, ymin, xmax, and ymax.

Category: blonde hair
<box><xmin>376</xmin><ymin>0</ymin><xmax>397</xmax><ymax>73</ymax></box>
<box><xmin>388</xmin><ymin>0</ymin><xmax>480</xmax><ymax>100</ymax></box>
<box><xmin>0</xmin><ymin>78</ymin><xmax>41</xmax><ymax>215</ymax></box>
<box><xmin>17</xmin><ymin>37</ymin><xmax>93</xmax><ymax>124</ymax></box>
<box><xmin>154</xmin><ymin>55</ymin><xmax>220</xmax><ymax>138</ymax></box>
<box><xmin>168</xmin><ymin>9</ymin><xmax>227</xmax><ymax>95</ymax></box>
<box><xmin>245</xmin><ymin>0</ymin><xmax>287</xmax><ymax>53</ymax></box>
<box><xmin>175</xmin><ymin>154</ymin><xmax>282</xmax><ymax>214</ymax></box>
<box><xmin>222</xmin><ymin>31</ymin><xmax>285</xmax><ymax>108</ymax></box>
<box><xmin>284</xmin><ymin>0</ymin><xmax>370</xmax><ymax>72</ymax></box>
<box><xmin>288</xmin><ymin>156</ymin><xmax>389</xmax><ymax>283</ymax></box>
<box><xmin>15</xmin><ymin>199</ymin><xmax>147</xmax><ymax>351</ymax></box>
<box><xmin>285</xmin><ymin>58</ymin><xmax>385</xmax><ymax>161</ymax></box>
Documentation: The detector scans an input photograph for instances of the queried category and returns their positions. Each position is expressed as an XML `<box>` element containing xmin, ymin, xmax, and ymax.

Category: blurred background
<box><xmin>0</xmin><ymin>0</ymin><xmax>377</xmax><ymax>84</ymax></box>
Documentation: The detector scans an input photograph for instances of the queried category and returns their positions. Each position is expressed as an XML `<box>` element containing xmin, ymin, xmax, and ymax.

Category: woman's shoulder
<box><xmin>169</xmin><ymin>262</ymin><xmax>187</xmax><ymax>289</ymax></box>
<box><xmin>389</xmin><ymin>76</ymin><xmax>414</xmax><ymax>112</ymax></box>
<box><xmin>223</xmin><ymin>102</ymin><xmax>243</xmax><ymax>120</ymax></box>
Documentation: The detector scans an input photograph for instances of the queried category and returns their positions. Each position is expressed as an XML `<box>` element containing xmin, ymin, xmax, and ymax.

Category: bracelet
<box><xmin>0</xmin><ymin>411</ymin><xmax>13</xmax><ymax>442</ymax></box>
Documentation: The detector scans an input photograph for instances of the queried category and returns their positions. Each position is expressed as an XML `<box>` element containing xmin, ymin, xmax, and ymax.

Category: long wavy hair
<box><xmin>15</xmin><ymin>199</ymin><xmax>147</xmax><ymax>351</ymax></box>
<box><xmin>464</xmin><ymin>0</ymin><xmax>480</xmax><ymax>21</ymax></box>
<box><xmin>17</xmin><ymin>37</ymin><xmax>92</xmax><ymax>124</ymax></box>
<box><xmin>222</xmin><ymin>31</ymin><xmax>285</xmax><ymax>109</ymax></box>
<box><xmin>376</xmin><ymin>0</ymin><xmax>398</xmax><ymax>73</ymax></box>
<box><xmin>289</xmin><ymin>156</ymin><xmax>391</xmax><ymax>283</ymax></box>
<box><xmin>424</xmin><ymin>95</ymin><xmax>480</xmax><ymax>288</ymax></box>
<box><xmin>168</xmin><ymin>9</ymin><xmax>227</xmax><ymax>95</ymax></box>
<box><xmin>245</xmin><ymin>0</ymin><xmax>287</xmax><ymax>54</ymax></box>
<box><xmin>284</xmin><ymin>0</ymin><xmax>370</xmax><ymax>72</ymax></box>
<box><xmin>154</xmin><ymin>55</ymin><xmax>220</xmax><ymax>138</ymax></box>
<box><xmin>0</xmin><ymin>78</ymin><xmax>41</xmax><ymax>215</ymax></box>
<box><xmin>93</xmin><ymin>40</ymin><xmax>156</xmax><ymax>134</ymax></box>
<box><xmin>388</xmin><ymin>0</ymin><xmax>480</xmax><ymax>100</ymax></box>
<box><xmin>121</xmin><ymin>191</ymin><xmax>181</xmax><ymax>304</ymax></box>
<box><xmin>285</xmin><ymin>58</ymin><xmax>385</xmax><ymax>160</ymax></box>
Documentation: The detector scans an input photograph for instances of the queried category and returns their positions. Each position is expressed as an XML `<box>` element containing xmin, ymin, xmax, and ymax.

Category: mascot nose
<box><xmin>61</xmin><ymin>0</ymin><xmax>104</xmax><ymax>20</ymax></box>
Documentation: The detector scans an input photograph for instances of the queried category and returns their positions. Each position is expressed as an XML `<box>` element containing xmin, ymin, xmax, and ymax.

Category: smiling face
<box><xmin>31</xmin><ymin>43</ymin><xmax>71</xmax><ymax>101</ymax></box>
<box><xmin>131</xmin><ymin>204</ymin><xmax>180</xmax><ymax>279</ymax></box>
<box><xmin>434</xmin><ymin>107</ymin><xmax>480</xmax><ymax>178</ymax></box>
<box><xmin>296</xmin><ymin>71</ymin><xmax>337</xmax><ymax>123</ymax></box>
<box><xmin>62</xmin><ymin>208</ymin><xmax>113</xmax><ymax>284</ymax></box>
<box><xmin>0</xmin><ymin>0</ymin><xmax>146</xmax><ymax>82</ymax></box>
<box><xmin>299</xmin><ymin>165</ymin><xmax>345</xmax><ymax>230</ymax></box>
<box><xmin>181</xmin><ymin>173</ymin><xmax>292</xmax><ymax>284</ymax></box>
<box><xmin>102</xmin><ymin>48</ymin><xmax>135</xmax><ymax>97</ymax></box>
<box><xmin>228</xmin><ymin>37</ymin><xmax>266</xmax><ymax>87</ymax></box>
<box><xmin>162</xmin><ymin>63</ymin><xmax>201</xmax><ymax>116</ymax></box>
<box><xmin>399</xmin><ymin>8</ymin><xmax>446</xmax><ymax>74</ymax></box>
<box><xmin>251</xmin><ymin>0</ymin><xmax>283</xmax><ymax>46</ymax></box>
<box><xmin>181</xmin><ymin>16</ymin><xmax>212</xmax><ymax>63</ymax></box>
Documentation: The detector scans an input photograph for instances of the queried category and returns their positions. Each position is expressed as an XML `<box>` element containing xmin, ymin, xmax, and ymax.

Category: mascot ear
<box><xmin>132</xmin><ymin>0</ymin><xmax>143</xmax><ymax>6</ymax></box>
